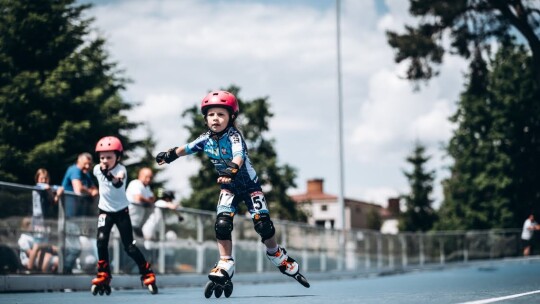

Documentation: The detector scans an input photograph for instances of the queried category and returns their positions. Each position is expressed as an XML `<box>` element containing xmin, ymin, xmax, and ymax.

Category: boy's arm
<box><xmin>100</xmin><ymin>165</ymin><xmax>125</xmax><ymax>188</ymax></box>
<box><xmin>231</xmin><ymin>156</ymin><xmax>244</xmax><ymax>168</ymax></box>
<box><xmin>217</xmin><ymin>156</ymin><xmax>244</xmax><ymax>184</ymax></box>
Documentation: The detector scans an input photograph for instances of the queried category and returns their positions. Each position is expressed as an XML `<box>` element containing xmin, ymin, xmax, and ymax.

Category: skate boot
<box><xmin>205</xmin><ymin>258</ymin><xmax>234</xmax><ymax>298</ymax></box>
<box><xmin>267</xmin><ymin>247</ymin><xmax>310</xmax><ymax>288</ymax></box>
<box><xmin>91</xmin><ymin>260</ymin><xmax>112</xmax><ymax>296</ymax></box>
<box><xmin>139</xmin><ymin>262</ymin><xmax>158</xmax><ymax>294</ymax></box>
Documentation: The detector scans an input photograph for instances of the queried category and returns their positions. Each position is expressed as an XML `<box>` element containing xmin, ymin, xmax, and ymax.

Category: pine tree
<box><xmin>399</xmin><ymin>142</ymin><xmax>437</xmax><ymax>232</ymax></box>
<box><xmin>0</xmin><ymin>0</ymin><xmax>142</xmax><ymax>184</ymax></box>
<box><xmin>437</xmin><ymin>44</ymin><xmax>540</xmax><ymax>230</ymax></box>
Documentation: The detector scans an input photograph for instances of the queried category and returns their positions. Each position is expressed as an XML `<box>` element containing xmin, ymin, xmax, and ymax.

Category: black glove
<box><xmin>218</xmin><ymin>161</ymin><xmax>240</xmax><ymax>178</ymax></box>
<box><xmin>112</xmin><ymin>179</ymin><xmax>123</xmax><ymax>188</ymax></box>
<box><xmin>100</xmin><ymin>166</ymin><xmax>114</xmax><ymax>181</ymax></box>
<box><xmin>156</xmin><ymin>147</ymin><xmax>179</xmax><ymax>164</ymax></box>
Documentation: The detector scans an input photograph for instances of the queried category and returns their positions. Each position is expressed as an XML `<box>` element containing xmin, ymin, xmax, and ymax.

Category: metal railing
<box><xmin>0</xmin><ymin>181</ymin><xmax>522</xmax><ymax>276</ymax></box>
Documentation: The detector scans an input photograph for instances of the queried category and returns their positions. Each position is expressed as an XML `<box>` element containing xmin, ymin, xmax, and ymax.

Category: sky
<box><xmin>81</xmin><ymin>0</ymin><xmax>469</xmax><ymax>208</ymax></box>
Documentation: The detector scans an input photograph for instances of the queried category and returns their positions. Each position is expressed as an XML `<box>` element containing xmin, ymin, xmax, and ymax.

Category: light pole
<box><xmin>335</xmin><ymin>0</ymin><xmax>346</xmax><ymax>270</ymax></box>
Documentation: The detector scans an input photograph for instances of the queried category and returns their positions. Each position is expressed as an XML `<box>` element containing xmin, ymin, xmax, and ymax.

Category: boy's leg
<box><xmin>243</xmin><ymin>190</ymin><xmax>301</xmax><ymax>277</ymax></box>
<box><xmin>93</xmin><ymin>211</ymin><xmax>114</xmax><ymax>290</ymax></box>
<box><xmin>209</xmin><ymin>214</ymin><xmax>235</xmax><ymax>282</ymax></box>
<box><xmin>208</xmin><ymin>190</ymin><xmax>238</xmax><ymax>282</ymax></box>
<box><xmin>116</xmin><ymin>207</ymin><xmax>157</xmax><ymax>290</ymax></box>
<box><xmin>96</xmin><ymin>210</ymin><xmax>115</xmax><ymax>263</ymax></box>
<box><xmin>116</xmin><ymin>208</ymin><xmax>147</xmax><ymax>268</ymax></box>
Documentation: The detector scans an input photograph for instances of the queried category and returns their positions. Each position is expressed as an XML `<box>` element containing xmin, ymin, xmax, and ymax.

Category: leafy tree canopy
<box><xmin>387</xmin><ymin>0</ymin><xmax>540</xmax><ymax>86</ymax></box>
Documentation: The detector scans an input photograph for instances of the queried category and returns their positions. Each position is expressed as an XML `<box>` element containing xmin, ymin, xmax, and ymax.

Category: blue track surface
<box><xmin>3</xmin><ymin>259</ymin><xmax>540</xmax><ymax>304</ymax></box>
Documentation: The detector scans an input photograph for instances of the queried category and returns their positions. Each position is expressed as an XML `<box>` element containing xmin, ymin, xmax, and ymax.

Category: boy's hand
<box><xmin>156</xmin><ymin>147</ymin><xmax>179</xmax><ymax>165</ymax></box>
<box><xmin>100</xmin><ymin>165</ymin><xmax>114</xmax><ymax>181</ymax></box>
<box><xmin>217</xmin><ymin>176</ymin><xmax>232</xmax><ymax>184</ymax></box>
<box><xmin>218</xmin><ymin>162</ymin><xmax>239</xmax><ymax>178</ymax></box>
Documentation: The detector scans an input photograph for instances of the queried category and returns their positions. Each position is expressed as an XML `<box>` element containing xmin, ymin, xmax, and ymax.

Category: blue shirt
<box><xmin>61</xmin><ymin>164</ymin><xmax>95</xmax><ymax>192</ymax></box>
<box><xmin>185</xmin><ymin>127</ymin><xmax>260</xmax><ymax>193</ymax></box>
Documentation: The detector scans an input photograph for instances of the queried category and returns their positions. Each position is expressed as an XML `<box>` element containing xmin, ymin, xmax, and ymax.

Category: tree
<box><xmin>386</xmin><ymin>0</ymin><xmax>540</xmax><ymax>86</ymax></box>
<box><xmin>0</xmin><ymin>0</ymin><xmax>144</xmax><ymax>185</ymax></box>
<box><xmin>180</xmin><ymin>85</ymin><xmax>306</xmax><ymax>221</ymax></box>
<box><xmin>399</xmin><ymin>142</ymin><xmax>437</xmax><ymax>232</ymax></box>
<box><xmin>437</xmin><ymin>43</ymin><xmax>540</xmax><ymax>230</ymax></box>
<box><xmin>125</xmin><ymin>129</ymin><xmax>165</xmax><ymax>194</ymax></box>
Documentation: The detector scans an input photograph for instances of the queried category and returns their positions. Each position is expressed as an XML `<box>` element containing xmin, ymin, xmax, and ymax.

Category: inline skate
<box><xmin>91</xmin><ymin>260</ymin><xmax>112</xmax><ymax>296</ymax></box>
<box><xmin>267</xmin><ymin>247</ymin><xmax>310</xmax><ymax>288</ymax></box>
<box><xmin>140</xmin><ymin>262</ymin><xmax>158</xmax><ymax>294</ymax></box>
<box><xmin>204</xmin><ymin>258</ymin><xmax>234</xmax><ymax>298</ymax></box>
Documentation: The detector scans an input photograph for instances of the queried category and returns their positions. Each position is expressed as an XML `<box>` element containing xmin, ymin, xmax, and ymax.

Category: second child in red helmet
<box><xmin>90</xmin><ymin>136</ymin><xmax>158</xmax><ymax>296</ymax></box>
<box><xmin>156</xmin><ymin>90</ymin><xmax>309</xmax><ymax>298</ymax></box>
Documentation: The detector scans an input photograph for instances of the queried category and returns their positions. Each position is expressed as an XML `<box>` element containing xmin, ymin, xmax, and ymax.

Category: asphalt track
<box><xmin>3</xmin><ymin>258</ymin><xmax>540</xmax><ymax>304</ymax></box>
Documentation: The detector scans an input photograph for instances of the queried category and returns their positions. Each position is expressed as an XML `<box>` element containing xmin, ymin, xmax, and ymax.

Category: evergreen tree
<box><xmin>399</xmin><ymin>142</ymin><xmax>437</xmax><ymax>232</ymax></box>
<box><xmin>386</xmin><ymin>0</ymin><xmax>540</xmax><ymax>86</ymax></box>
<box><xmin>437</xmin><ymin>44</ymin><xmax>540</xmax><ymax>230</ymax></box>
<box><xmin>0</xmin><ymin>0</ymin><xmax>142</xmax><ymax>184</ymax></box>
<box><xmin>180</xmin><ymin>85</ymin><xmax>305</xmax><ymax>221</ymax></box>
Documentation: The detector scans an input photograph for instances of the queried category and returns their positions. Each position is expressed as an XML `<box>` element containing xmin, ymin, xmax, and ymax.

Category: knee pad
<box><xmin>253</xmin><ymin>213</ymin><xmax>275</xmax><ymax>242</ymax></box>
<box><xmin>96</xmin><ymin>232</ymin><xmax>108</xmax><ymax>250</ymax></box>
<box><xmin>125</xmin><ymin>242</ymin><xmax>138</xmax><ymax>255</ymax></box>
<box><xmin>215</xmin><ymin>212</ymin><xmax>234</xmax><ymax>240</ymax></box>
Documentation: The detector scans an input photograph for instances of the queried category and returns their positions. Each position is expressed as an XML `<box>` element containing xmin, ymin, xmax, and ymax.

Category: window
<box><xmin>321</xmin><ymin>205</ymin><xmax>327</xmax><ymax>211</ymax></box>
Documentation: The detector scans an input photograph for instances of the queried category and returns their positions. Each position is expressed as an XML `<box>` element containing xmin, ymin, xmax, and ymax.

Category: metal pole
<box><xmin>336</xmin><ymin>0</ymin><xmax>346</xmax><ymax>270</ymax></box>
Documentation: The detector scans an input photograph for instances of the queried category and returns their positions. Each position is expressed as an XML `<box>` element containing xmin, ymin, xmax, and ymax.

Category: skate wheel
<box><xmin>295</xmin><ymin>273</ymin><xmax>310</xmax><ymax>288</ymax></box>
<box><xmin>214</xmin><ymin>285</ymin><xmax>223</xmax><ymax>298</ymax></box>
<box><xmin>224</xmin><ymin>281</ymin><xmax>233</xmax><ymax>298</ymax></box>
<box><xmin>148</xmin><ymin>283</ymin><xmax>158</xmax><ymax>294</ymax></box>
<box><xmin>91</xmin><ymin>284</ymin><xmax>98</xmax><ymax>296</ymax></box>
<box><xmin>98</xmin><ymin>287</ymin><xmax>104</xmax><ymax>296</ymax></box>
<box><xmin>204</xmin><ymin>281</ymin><xmax>215</xmax><ymax>298</ymax></box>
<box><xmin>105</xmin><ymin>285</ymin><xmax>112</xmax><ymax>295</ymax></box>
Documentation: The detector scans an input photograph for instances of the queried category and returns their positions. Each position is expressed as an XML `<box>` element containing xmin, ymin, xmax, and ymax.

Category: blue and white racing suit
<box><xmin>184</xmin><ymin>127</ymin><xmax>269</xmax><ymax>217</ymax></box>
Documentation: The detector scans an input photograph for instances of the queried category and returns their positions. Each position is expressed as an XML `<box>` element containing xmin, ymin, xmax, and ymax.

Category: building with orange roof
<box><xmin>291</xmin><ymin>178</ymin><xmax>399</xmax><ymax>232</ymax></box>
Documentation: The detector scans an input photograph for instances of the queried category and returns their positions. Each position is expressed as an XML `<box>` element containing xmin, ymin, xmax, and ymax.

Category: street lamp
<box><xmin>335</xmin><ymin>0</ymin><xmax>346</xmax><ymax>270</ymax></box>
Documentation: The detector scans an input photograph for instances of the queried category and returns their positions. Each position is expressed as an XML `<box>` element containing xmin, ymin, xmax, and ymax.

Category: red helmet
<box><xmin>200</xmin><ymin>90</ymin><xmax>239</xmax><ymax>116</ymax></box>
<box><xmin>95</xmin><ymin>136</ymin><xmax>124</xmax><ymax>153</ymax></box>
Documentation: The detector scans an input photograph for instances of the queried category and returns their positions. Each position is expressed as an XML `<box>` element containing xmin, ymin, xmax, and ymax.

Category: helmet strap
<box><xmin>209</xmin><ymin>126</ymin><xmax>230</xmax><ymax>138</ymax></box>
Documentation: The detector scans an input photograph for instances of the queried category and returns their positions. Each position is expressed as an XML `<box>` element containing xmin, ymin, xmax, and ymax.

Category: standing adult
<box><xmin>126</xmin><ymin>167</ymin><xmax>155</xmax><ymax>237</ymax></box>
<box><xmin>521</xmin><ymin>213</ymin><xmax>539</xmax><ymax>256</ymax></box>
<box><xmin>60</xmin><ymin>153</ymin><xmax>97</xmax><ymax>273</ymax></box>
<box><xmin>61</xmin><ymin>152</ymin><xmax>99</xmax><ymax>218</ymax></box>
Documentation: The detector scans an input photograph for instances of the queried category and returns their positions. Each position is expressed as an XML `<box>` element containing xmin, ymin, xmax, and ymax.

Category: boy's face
<box><xmin>99</xmin><ymin>151</ymin><xmax>118</xmax><ymax>168</ymax></box>
<box><xmin>206</xmin><ymin>107</ymin><xmax>230</xmax><ymax>133</ymax></box>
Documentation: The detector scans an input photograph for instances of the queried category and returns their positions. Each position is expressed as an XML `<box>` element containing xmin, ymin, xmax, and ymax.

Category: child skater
<box><xmin>156</xmin><ymin>90</ymin><xmax>309</xmax><ymax>298</ymax></box>
<box><xmin>91</xmin><ymin>136</ymin><xmax>158</xmax><ymax>295</ymax></box>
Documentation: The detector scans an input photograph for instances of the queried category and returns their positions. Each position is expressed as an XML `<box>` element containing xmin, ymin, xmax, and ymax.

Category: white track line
<box><xmin>459</xmin><ymin>290</ymin><xmax>540</xmax><ymax>304</ymax></box>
